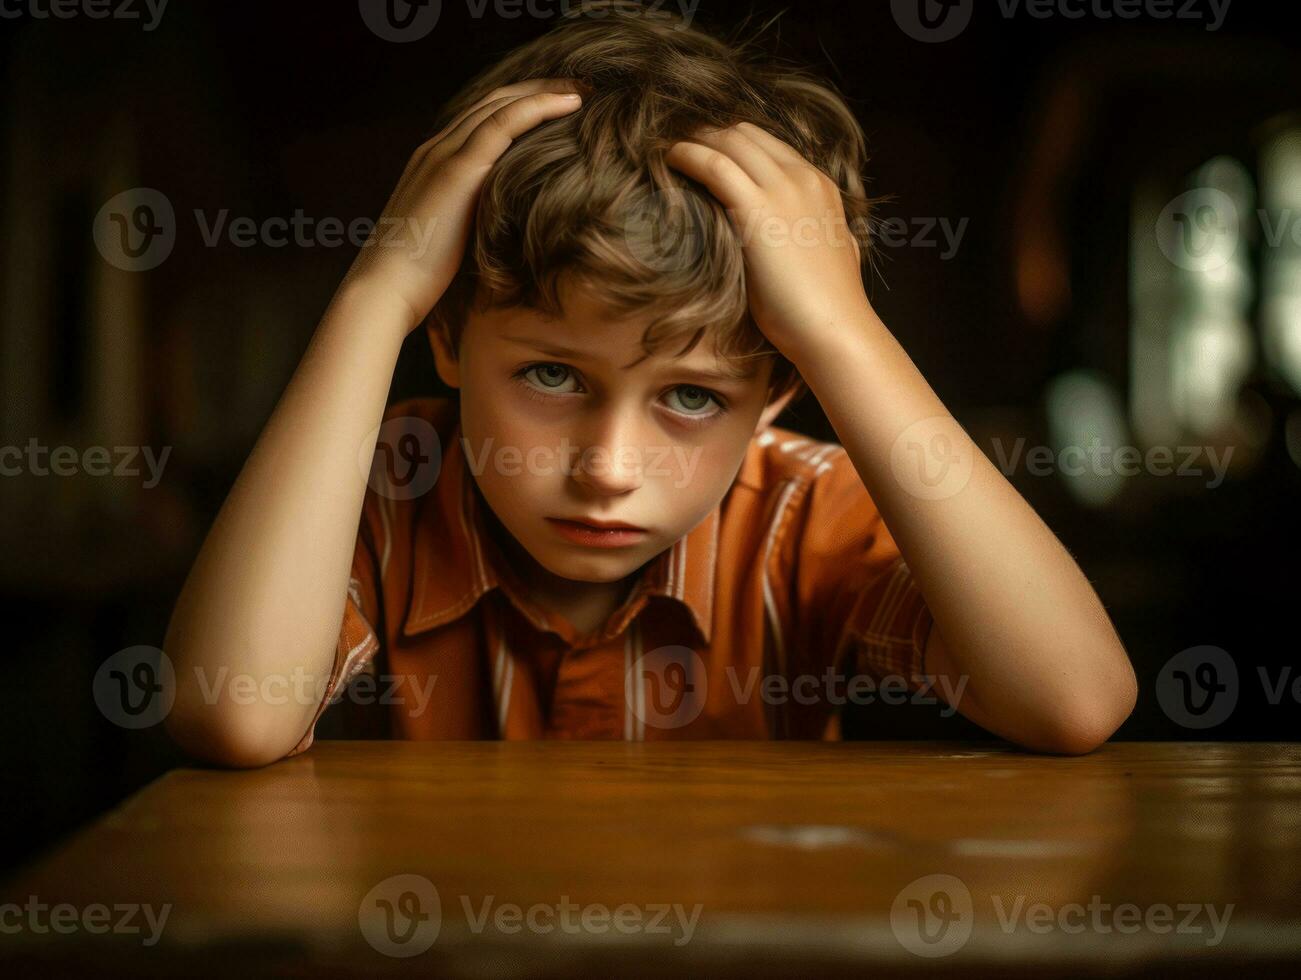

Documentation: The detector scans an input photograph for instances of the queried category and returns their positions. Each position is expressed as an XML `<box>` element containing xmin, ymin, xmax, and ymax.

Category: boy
<box><xmin>163</xmin><ymin>3</ymin><xmax>1137</xmax><ymax>767</ymax></box>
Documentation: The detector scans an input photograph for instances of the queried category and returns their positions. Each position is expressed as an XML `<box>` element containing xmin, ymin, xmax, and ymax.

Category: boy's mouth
<box><xmin>552</xmin><ymin>515</ymin><xmax>646</xmax><ymax>531</ymax></box>
<box><xmin>546</xmin><ymin>517</ymin><xmax>649</xmax><ymax>548</ymax></box>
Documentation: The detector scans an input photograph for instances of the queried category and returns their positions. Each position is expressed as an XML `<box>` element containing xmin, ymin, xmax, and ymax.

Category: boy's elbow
<box><xmin>1044</xmin><ymin>660</ymin><xmax>1139</xmax><ymax>756</ymax></box>
<box><xmin>1044</xmin><ymin>719</ymin><xmax>1117</xmax><ymax>756</ymax></box>
<box><xmin>164</xmin><ymin>695</ymin><xmax>303</xmax><ymax>769</ymax></box>
<box><xmin>162</xmin><ymin>629</ymin><xmax>325</xmax><ymax>768</ymax></box>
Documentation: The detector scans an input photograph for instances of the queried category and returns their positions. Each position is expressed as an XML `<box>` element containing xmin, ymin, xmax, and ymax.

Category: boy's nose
<box><xmin>569</xmin><ymin>423</ymin><xmax>646</xmax><ymax>496</ymax></box>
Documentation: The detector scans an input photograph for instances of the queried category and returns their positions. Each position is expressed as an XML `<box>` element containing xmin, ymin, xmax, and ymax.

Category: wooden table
<box><xmin>3</xmin><ymin>741</ymin><xmax>1299</xmax><ymax>977</ymax></box>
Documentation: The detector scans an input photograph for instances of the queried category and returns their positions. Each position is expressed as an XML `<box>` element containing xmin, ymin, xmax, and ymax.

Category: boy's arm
<box><xmin>665</xmin><ymin>123</ymin><xmax>1138</xmax><ymax>755</ymax></box>
<box><xmin>163</xmin><ymin>285</ymin><xmax>405</xmax><ymax>768</ymax></box>
<box><xmin>783</xmin><ymin>310</ymin><xmax>1137</xmax><ymax>755</ymax></box>
<box><xmin>163</xmin><ymin>80</ymin><xmax>584</xmax><ymax>768</ymax></box>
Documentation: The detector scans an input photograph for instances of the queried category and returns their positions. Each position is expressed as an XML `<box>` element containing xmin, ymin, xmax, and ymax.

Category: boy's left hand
<box><xmin>664</xmin><ymin>121</ymin><xmax>872</xmax><ymax>362</ymax></box>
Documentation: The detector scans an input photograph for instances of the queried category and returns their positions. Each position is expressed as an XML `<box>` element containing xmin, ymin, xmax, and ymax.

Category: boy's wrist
<box><xmin>330</xmin><ymin>273</ymin><xmax>425</xmax><ymax>341</ymax></box>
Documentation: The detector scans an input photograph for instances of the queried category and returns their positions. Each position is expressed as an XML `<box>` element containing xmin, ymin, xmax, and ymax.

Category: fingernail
<box><xmin>562</xmin><ymin>93</ymin><xmax>582</xmax><ymax>101</ymax></box>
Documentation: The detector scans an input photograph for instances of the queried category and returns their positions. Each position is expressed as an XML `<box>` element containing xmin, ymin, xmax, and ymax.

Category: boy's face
<box><xmin>429</xmin><ymin>280</ymin><xmax>790</xmax><ymax>585</ymax></box>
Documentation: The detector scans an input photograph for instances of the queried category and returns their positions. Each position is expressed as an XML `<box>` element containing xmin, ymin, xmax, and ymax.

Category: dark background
<box><xmin>2</xmin><ymin>0</ymin><xmax>1298</xmax><ymax>878</ymax></box>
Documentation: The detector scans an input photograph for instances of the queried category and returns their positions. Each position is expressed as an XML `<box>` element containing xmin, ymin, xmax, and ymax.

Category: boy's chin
<box><xmin>484</xmin><ymin>505</ymin><xmax>657</xmax><ymax>585</ymax></box>
<box><xmin>531</xmin><ymin>546</ymin><xmax>647</xmax><ymax>584</ymax></box>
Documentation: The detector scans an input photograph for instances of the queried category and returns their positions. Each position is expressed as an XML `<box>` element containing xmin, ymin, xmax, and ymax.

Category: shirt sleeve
<box><xmin>283</xmin><ymin>502</ymin><xmax>384</xmax><ymax>759</ymax></box>
<box><xmin>784</xmin><ymin>447</ymin><xmax>935</xmax><ymax>693</ymax></box>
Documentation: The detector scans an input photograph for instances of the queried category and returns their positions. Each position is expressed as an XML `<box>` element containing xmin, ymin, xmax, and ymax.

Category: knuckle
<box><xmin>407</xmin><ymin>145</ymin><xmax>435</xmax><ymax>170</ymax></box>
<box><xmin>796</xmin><ymin>166</ymin><xmax>826</xmax><ymax>190</ymax></box>
<box><xmin>483</xmin><ymin>108</ymin><xmax>513</xmax><ymax>133</ymax></box>
<box><xmin>437</xmin><ymin>152</ymin><xmax>474</xmax><ymax>180</ymax></box>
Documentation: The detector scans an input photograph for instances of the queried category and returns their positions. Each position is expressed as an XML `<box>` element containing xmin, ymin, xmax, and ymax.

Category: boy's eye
<box><xmin>664</xmin><ymin>385</ymin><xmax>720</xmax><ymax>416</ymax></box>
<box><xmin>522</xmin><ymin>363</ymin><xmax>580</xmax><ymax>393</ymax></box>
<box><xmin>512</xmin><ymin>359</ymin><xmax>728</xmax><ymax>421</ymax></box>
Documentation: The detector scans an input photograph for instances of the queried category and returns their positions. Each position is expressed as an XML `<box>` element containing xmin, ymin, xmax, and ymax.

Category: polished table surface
<box><xmin>3</xmin><ymin>741</ymin><xmax>1300</xmax><ymax>977</ymax></box>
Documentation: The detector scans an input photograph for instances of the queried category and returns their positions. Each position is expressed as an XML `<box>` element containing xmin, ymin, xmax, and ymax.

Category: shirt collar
<box><xmin>401</xmin><ymin>420</ymin><xmax>717</xmax><ymax>647</ymax></box>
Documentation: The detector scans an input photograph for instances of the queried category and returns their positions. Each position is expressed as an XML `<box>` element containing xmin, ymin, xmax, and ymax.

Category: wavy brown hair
<box><xmin>428</xmin><ymin>0</ymin><xmax>878</xmax><ymax>407</ymax></box>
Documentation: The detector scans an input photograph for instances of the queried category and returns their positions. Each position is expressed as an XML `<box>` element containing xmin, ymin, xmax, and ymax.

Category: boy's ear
<box><xmin>755</xmin><ymin>385</ymin><xmax>797</xmax><ymax>434</ymax></box>
<box><xmin>425</xmin><ymin>321</ymin><xmax>461</xmax><ymax>389</ymax></box>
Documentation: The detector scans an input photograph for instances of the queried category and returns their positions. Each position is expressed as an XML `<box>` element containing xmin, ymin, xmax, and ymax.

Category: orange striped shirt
<box><xmin>286</xmin><ymin>396</ymin><xmax>933</xmax><ymax>755</ymax></box>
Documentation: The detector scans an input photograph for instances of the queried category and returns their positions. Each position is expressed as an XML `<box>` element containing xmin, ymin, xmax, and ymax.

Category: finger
<box><xmin>733</xmin><ymin>121</ymin><xmax>814</xmax><ymax>171</ymax></box>
<box><xmin>687</xmin><ymin>124</ymin><xmax>785</xmax><ymax>188</ymax></box>
<box><xmin>385</xmin><ymin>95</ymin><xmax>525</xmax><ymax>203</ymax></box>
<box><xmin>663</xmin><ymin>140</ymin><xmax>760</xmax><ymax>213</ymax></box>
<box><xmin>390</xmin><ymin>89</ymin><xmax>577</xmax><ymax>205</ymax></box>
<box><xmin>396</xmin><ymin>81</ymin><xmax>570</xmax><ymax>192</ymax></box>
<box><xmin>426</xmin><ymin>77</ymin><xmax>583</xmax><ymax>148</ymax></box>
<box><xmin>456</xmin><ymin>91</ymin><xmax>584</xmax><ymax>165</ymax></box>
<box><xmin>429</xmin><ymin>93</ymin><xmax>531</xmax><ymax>161</ymax></box>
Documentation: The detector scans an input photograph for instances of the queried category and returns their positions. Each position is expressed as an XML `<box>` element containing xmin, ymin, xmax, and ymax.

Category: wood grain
<box><xmin>2</xmin><ymin>741</ymin><xmax>1299</xmax><ymax>977</ymax></box>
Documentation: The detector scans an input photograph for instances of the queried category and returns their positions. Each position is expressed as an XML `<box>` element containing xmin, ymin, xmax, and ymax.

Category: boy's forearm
<box><xmin>654</xmin><ymin>120</ymin><xmax>1135</xmax><ymax>753</ymax></box>
<box><xmin>163</xmin><ymin>78</ymin><xmax>586</xmax><ymax>767</ymax></box>
<box><xmin>785</xmin><ymin>306</ymin><xmax>1138</xmax><ymax>754</ymax></box>
<box><xmin>164</xmin><ymin>283</ymin><xmax>409</xmax><ymax>767</ymax></box>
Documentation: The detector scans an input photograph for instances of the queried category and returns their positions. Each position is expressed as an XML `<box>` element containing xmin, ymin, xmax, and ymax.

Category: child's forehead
<box><xmin>476</xmin><ymin>300</ymin><xmax>763</xmax><ymax>382</ymax></box>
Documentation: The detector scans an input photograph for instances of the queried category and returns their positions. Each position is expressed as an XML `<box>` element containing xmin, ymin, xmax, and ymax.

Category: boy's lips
<box><xmin>545</xmin><ymin>517</ymin><xmax>649</xmax><ymax>548</ymax></box>
<box><xmin>550</xmin><ymin>515</ymin><xmax>647</xmax><ymax>532</ymax></box>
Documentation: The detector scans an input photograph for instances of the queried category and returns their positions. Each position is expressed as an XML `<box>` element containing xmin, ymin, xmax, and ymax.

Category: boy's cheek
<box><xmin>462</xmin><ymin>416</ymin><xmax>589</xmax><ymax>491</ymax></box>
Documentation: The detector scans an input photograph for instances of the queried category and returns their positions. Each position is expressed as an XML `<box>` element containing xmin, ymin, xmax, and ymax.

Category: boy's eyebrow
<box><xmin>501</xmin><ymin>335</ymin><xmax>761</xmax><ymax>383</ymax></box>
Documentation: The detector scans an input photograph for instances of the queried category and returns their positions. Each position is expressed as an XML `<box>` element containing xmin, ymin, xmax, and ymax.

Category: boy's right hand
<box><xmin>343</xmin><ymin>78</ymin><xmax>585</xmax><ymax>335</ymax></box>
